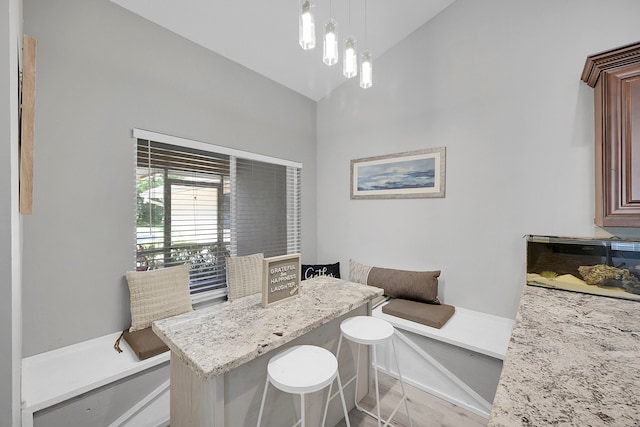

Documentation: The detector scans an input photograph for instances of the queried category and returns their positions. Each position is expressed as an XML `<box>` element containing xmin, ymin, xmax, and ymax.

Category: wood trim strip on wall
<box><xmin>20</xmin><ymin>35</ymin><xmax>37</xmax><ymax>215</ymax></box>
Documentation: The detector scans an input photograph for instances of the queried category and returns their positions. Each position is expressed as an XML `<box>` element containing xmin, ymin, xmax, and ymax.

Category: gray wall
<box><xmin>1</xmin><ymin>0</ymin><xmax>22</xmax><ymax>424</ymax></box>
<box><xmin>316</xmin><ymin>0</ymin><xmax>640</xmax><ymax>318</ymax></box>
<box><xmin>22</xmin><ymin>0</ymin><xmax>317</xmax><ymax>356</ymax></box>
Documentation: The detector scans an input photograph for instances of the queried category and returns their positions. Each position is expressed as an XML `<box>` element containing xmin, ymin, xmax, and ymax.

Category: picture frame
<box><xmin>262</xmin><ymin>253</ymin><xmax>301</xmax><ymax>308</ymax></box>
<box><xmin>350</xmin><ymin>147</ymin><xmax>446</xmax><ymax>199</ymax></box>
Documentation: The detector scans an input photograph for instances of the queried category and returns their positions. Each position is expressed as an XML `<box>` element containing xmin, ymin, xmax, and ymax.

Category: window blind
<box><xmin>135</xmin><ymin>131</ymin><xmax>302</xmax><ymax>297</ymax></box>
<box><xmin>231</xmin><ymin>158</ymin><xmax>301</xmax><ymax>257</ymax></box>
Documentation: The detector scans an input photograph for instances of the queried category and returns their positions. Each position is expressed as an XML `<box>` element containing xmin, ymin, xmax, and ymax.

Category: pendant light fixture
<box><xmin>297</xmin><ymin>0</ymin><xmax>375</xmax><ymax>88</ymax></box>
<box><xmin>299</xmin><ymin>0</ymin><xmax>315</xmax><ymax>50</ymax></box>
<box><xmin>343</xmin><ymin>36</ymin><xmax>357</xmax><ymax>78</ymax></box>
<box><xmin>323</xmin><ymin>0</ymin><xmax>338</xmax><ymax>66</ymax></box>
<box><xmin>343</xmin><ymin>0</ymin><xmax>357</xmax><ymax>78</ymax></box>
<box><xmin>360</xmin><ymin>52</ymin><xmax>372</xmax><ymax>88</ymax></box>
<box><xmin>360</xmin><ymin>0</ymin><xmax>372</xmax><ymax>88</ymax></box>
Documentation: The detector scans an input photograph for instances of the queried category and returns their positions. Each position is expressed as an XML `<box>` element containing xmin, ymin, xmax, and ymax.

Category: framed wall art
<box><xmin>350</xmin><ymin>147</ymin><xmax>446</xmax><ymax>199</ymax></box>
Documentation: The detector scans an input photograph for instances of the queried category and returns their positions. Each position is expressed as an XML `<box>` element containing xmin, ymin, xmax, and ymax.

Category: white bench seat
<box><xmin>372</xmin><ymin>300</ymin><xmax>515</xmax><ymax>418</ymax></box>
<box><xmin>373</xmin><ymin>302</ymin><xmax>514</xmax><ymax>360</ymax></box>
<box><xmin>22</xmin><ymin>331</ymin><xmax>169</xmax><ymax>426</ymax></box>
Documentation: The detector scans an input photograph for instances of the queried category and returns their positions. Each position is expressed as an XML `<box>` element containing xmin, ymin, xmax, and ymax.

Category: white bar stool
<box><xmin>257</xmin><ymin>344</ymin><xmax>351</xmax><ymax>427</ymax></box>
<box><xmin>336</xmin><ymin>316</ymin><xmax>412</xmax><ymax>427</ymax></box>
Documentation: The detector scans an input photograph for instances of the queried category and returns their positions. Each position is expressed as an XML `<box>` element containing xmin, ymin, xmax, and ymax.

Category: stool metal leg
<box><xmin>372</xmin><ymin>346</ymin><xmax>382</xmax><ymax>427</ymax></box>
<box><xmin>300</xmin><ymin>394</ymin><xmax>305</xmax><ymax>427</ymax></box>
<box><xmin>323</xmin><ymin>334</ymin><xmax>352</xmax><ymax>427</ymax></box>
<box><xmin>335</xmin><ymin>370</ymin><xmax>352</xmax><ymax>427</ymax></box>
<box><xmin>336</xmin><ymin>333</ymin><xmax>344</xmax><ymax>361</ymax></box>
<box><xmin>391</xmin><ymin>336</ymin><xmax>412</xmax><ymax>427</ymax></box>
<box><xmin>256</xmin><ymin>376</ymin><xmax>270</xmax><ymax>427</ymax></box>
<box><xmin>322</xmin><ymin>377</ymin><xmax>334</xmax><ymax>426</ymax></box>
<box><xmin>353</xmin><ymin>343</ymin><xmax>362</xmax><ymax>412</ymax></box>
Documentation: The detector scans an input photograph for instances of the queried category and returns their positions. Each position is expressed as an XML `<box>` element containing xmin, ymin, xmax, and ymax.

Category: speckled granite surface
<box><xmin>489</xmin><ymin>285</ymin><xmax>640</xmax><ymax>426</ymax></box>
<box><xmin>152</xmin><ymin>276</ymin><xmax>383</xmax><ymax>380</ymax></box>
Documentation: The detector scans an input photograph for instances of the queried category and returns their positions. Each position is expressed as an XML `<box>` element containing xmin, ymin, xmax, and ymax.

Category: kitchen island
<box><xmin>153</xmin><ymin>276</ymin><xmax>383</xmax><ymax>427</ymax></box>
<box><xmin>488</xmin><ymin>284</ymin><xmax>640</xmax><ymax>426</ymax></box>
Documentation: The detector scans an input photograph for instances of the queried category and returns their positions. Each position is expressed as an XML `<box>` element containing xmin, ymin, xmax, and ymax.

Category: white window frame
<box><xmin>133</xmin><ymin>128</ymin><xmax>302</xmax><ymax>305</ymax></box>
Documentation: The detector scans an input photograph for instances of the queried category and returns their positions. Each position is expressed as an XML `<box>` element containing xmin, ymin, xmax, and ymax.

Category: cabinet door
<box><xmin>598</xmin><ymin>64</ymin><xmax>640</xmax><ymax>226</ymax></box>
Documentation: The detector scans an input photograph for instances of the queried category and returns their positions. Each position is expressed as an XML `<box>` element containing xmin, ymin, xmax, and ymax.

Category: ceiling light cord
<box><xmin>364</xmin><ymin>0</ymin><xmax>367</xmax><ymax>48</ymax></box>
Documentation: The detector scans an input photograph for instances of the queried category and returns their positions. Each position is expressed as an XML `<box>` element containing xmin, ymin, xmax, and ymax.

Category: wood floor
<box><xmin>334</xmin><ymin>371</ymin><xmax>488</xmax><ymax>427</ymax></box>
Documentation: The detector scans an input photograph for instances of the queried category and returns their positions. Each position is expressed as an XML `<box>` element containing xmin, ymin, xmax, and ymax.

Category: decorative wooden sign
<box><xmin>262</xmin><ymin>254</ymin><xmax>301</xmax><ymax>308</ymax></box>
<box><xmin>20</xmin><ymin>35</ymin><xmax>37</xmax><ymax>215</ymax></box>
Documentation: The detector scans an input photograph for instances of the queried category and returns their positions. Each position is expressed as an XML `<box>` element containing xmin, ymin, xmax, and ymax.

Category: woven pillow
<box><xmin>125</xmin><ymin>264</ymin><xmax>193</xmax><ymax>332</ymax></box>
<box><xmin>349</xmin><ymin>259</ymin><xmax>373</xmax><ymax>284</ymax></box>
<box><xmin>350</xmin><ymin>260</ymin><xmax>441</xmax><ymax>304</ymax></box>
<box><xmin>226</xmin><ymin>253</ymin><xmax>264</xmax><ymax>301</ymax></box>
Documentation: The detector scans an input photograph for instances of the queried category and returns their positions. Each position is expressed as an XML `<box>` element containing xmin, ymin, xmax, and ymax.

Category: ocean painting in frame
<box><xmin>351</xmin><ymin>147</ymin><xmax>446</xmax><ymax>199</ymax></box>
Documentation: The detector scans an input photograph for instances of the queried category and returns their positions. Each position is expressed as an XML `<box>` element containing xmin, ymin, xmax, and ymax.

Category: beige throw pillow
<box><xmin>349</xmin><ymin>259</ymin><xmax>373</xmax><ymax>284</ymax></box>
<box><xmin>226</xmin><ymin>253</ymin><xmax>264</xmax><ymax>301</ymax></box>
<box><xmin>125</xmin><ymin>264</ymin><xmax>193</xmax><ymax>332</ymax></box>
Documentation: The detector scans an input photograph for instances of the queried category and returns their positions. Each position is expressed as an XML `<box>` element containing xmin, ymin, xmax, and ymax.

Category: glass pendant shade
<box><xmin>323</xmin><ymin>19</ymin><xmax>338</xmax><ymax>66</ymax></box>
<box><xmin>343</xmin><ymin>36</ymin><xmax>357</xmax><ymax>78</ymax></box>
<box><xmin>299</xmin><ymin>0</ymin><xmax>315</xmax><ymax>50</ymax></box>
<box><xmin>360</xmin><ymin>51</ymin><xmax>372</xmax><ymax>88</ymax></box>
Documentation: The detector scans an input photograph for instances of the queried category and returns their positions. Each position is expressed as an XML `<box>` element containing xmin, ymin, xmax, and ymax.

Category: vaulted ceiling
<box><xmin>110</xmin><ymin>0</ymin><xmax>457</xmax><ymax>101</ymax></box>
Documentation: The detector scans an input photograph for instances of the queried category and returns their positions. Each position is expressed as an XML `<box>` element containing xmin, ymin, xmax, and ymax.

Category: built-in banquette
<box><xmin>347</xmin><ymin>260</ymin><xmax>515</xmax><ymax>419</ymax></box>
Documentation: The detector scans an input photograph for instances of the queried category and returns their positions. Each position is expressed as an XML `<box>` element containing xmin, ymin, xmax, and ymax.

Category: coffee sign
<box><xmin>262</xmin><ymin>254</ymin><xmax>301</xmax><ymax>308</ymax></box>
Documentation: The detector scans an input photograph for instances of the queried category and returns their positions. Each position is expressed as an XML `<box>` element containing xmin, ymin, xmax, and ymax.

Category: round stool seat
<box><xmin>340</xmin><ymin>316</ymin><xmax>394</xmax><ymax>345</ymax></box>
<box><xmin>267</xmin><ymin>345</ymin><xmax>338</xmax><ymax>395</ymax></box>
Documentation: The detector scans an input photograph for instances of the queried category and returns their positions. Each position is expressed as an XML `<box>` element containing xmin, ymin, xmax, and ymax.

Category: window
<box><xmin>134</xmin><ymin>129</ymin><xmax>301</xmax><ymax>299</ymax></box>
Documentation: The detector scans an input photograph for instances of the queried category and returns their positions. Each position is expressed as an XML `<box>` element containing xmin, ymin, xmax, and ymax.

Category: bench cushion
<box><xmin>382</xmin><ymin>298</ymin><xmax>455</xmax><ymax>329</ymax></box>
<box><xmin>123</xmin><ymin>327</ymin><xmax>169</xmax><ymax>360</ymax></box>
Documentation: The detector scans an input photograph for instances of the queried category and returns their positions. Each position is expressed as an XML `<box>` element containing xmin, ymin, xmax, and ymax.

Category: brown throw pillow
<box><xmin>382</xmin><ymin>298</ymin><xmax>455</xmax><ymax>329</ymax></box>
<box><xmin>368</xmin><ymin>266</ymin><xmax>441</xmax><ymax>304</ymax></box>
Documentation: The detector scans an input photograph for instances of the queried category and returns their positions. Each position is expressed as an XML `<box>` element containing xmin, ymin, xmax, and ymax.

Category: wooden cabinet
<box><xmin>582</xmin><ymin>42</ymin><xmax>640</xmax><ymax>227</ymax></box>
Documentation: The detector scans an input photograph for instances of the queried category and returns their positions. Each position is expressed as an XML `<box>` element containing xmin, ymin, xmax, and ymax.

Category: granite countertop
<box><xmin>489</xmin><ymin>285</ymin><xmax>640</xmax><ymax>426</ymax></box>
<box><xmin>152</xmin><ymin>276</ymin><xmax>383</xmax><ymax>380</ymax></box>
